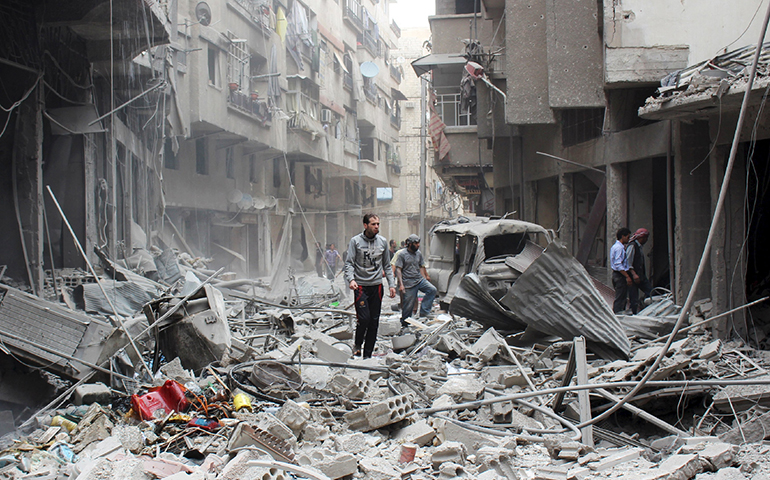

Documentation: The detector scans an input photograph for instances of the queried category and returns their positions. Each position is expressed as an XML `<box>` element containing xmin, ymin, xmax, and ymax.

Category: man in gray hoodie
<box><xmin>344</xmin><ymin>213</ymin><xmax>397</xmax><ymax>358</ymax></box>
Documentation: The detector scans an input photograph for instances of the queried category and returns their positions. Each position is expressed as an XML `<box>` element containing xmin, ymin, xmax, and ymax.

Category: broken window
<box><xmin>455</xmin><ymin>0</ymin><xmax>477</xmax><ymax>14</ymax></box>
<box><xmin>483</xmin><ymin>233</ymin><xmax>529</xmax><ymax>259</ymax></box>
<box><xmin>208</xmin><ymin>44</ymin><xmax>220</xmax><ymax>87</ymax></box>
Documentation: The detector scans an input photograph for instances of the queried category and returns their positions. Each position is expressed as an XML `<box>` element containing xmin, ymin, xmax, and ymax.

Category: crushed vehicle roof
<box><xmin>430</xmin><ymin>217</ymin><xmax>550</xmax><ymax>238</ymax></box>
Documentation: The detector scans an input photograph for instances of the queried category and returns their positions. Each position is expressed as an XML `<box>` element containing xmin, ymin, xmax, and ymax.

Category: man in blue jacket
<box><xmin>344</xmin><ymin>213</ymin><xmax>396</xmax><ymax>358</ymax></box>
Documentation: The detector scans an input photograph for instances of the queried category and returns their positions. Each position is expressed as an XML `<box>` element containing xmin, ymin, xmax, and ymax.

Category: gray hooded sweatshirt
<box><xmin>344</xmin><ymin>232</ymin><xmax>396</xmax><ymax>288</ymax></box>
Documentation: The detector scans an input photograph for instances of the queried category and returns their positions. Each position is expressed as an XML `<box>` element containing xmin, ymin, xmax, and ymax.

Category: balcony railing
<box><xmin>362</xmin><ymin>30</ymin><xmax>379</xmax><ymax>56</ymax></box>
<box><xmin>227</xmin><ymin>90</ymin><xmax>272</xmax><ymax>124</ymax></box>
<box><xmin>390</xmin><ymin>20</ymin><xmax>401</xmax><ymax>38</ymax></box>
<box><xmin>390</xmin><ymin>111</ymin><xmax>401</xmax><ymax>129</ymax></box>
<box><xmin>389</xmin><ymin>64</ymin><xmax>401</xmax><ymax>83</ymax></box>
<box><xmin>364</xmin><ymin>82</ymin><xmax>377</xmax><ymax>104</ymax></box>
<box><xmin>344</xmin><ymin>0</ymin><xmax>364</xmax><ymax>31</ymax></box>
<box><xmin>343</xmin><ymin>72</ymin><xmax>353</xmax><ymax>91</ymax></box>
<box><xmin>231</xmin><ymin>0</ymin><xmax>272</xmax><ymax>34</ymax></box>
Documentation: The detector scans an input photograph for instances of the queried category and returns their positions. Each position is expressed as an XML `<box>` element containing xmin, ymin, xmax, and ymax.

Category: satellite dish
<box><xmin>227</xmin><ymin>189</ymin><xmax>243</xmax><ymax>204</ymax></box>
<box><xmin>360</xmin><ymin>62</ymin><xmax>379</xmax><ymax>78</ymax></box>
<box><xmin>397</xmin><ymin>56</ymin><xmax>405</xmax><ymax>64</ymax></box>
<box><xmin>238</xmin><ymin>194</ymin><xmax>253</xmax><ymax>210</ymax></box>
<box><xmin>252</xmin><ymin>197</ymin><xmax>266</xmax><ymax>210</ymax></box>
<box><xmin>195</xmin><ymin>2</ymin><xmax>212</xmax><ymax>26</ymax></box>
<box><xmin>265</xmin><ymin>196</ymin><xmax>277</xmax><ymax>208</ymax></box>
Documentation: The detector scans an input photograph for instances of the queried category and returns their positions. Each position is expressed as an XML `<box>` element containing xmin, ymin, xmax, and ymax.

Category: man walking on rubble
<box><xmin>396</xmin><ymin>234</ymin><xmax>437</xmax><ymax>331</ymax></box>
<box><xmin>322</xmin><ymin>243</ymin><xmax>342</xmax><ymax>279</ymax></box>
<box><xmin>610</xmin><ymin>227</ymin><xmax>633</xmax><ymax>314</ymax></box>
<box><xmin>344</xmin><ymin>213</ymin><xmax>396</xmax><ymax>358</ymax></box>
<box><xmin>627</xmin><ymin>227</ymin><xmax>653</xmax><ymax>314</ymax></box>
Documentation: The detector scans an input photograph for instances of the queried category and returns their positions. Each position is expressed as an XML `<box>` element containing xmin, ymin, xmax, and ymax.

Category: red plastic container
<box><xmin>131</xmin><ymin>380</ymin><xmax>190</xmax><ymax>420</ymax></box>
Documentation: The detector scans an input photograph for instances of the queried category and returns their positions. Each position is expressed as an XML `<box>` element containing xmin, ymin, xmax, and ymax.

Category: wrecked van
<box><xmin>426</xmin><ymin>217</ymin><xmax>631</xmax><ymax>360</ymax></box>
<box><xmin>426</xmin><ymin>217</ymin><xmax>551</xmax><ymax>309</ymax></box>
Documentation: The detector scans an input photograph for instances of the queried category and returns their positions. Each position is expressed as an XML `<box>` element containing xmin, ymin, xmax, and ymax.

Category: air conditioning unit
<box><xmin>321</xmin><ymin>108</ymin><xmax>332</xmax><ymax>124</ymax></box>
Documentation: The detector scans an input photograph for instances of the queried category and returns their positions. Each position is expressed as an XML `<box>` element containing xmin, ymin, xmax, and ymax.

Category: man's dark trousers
<box><xmin>354</xmin><ymin>284</ymin><xmax>384</xmax><ymax>358</ymax></box>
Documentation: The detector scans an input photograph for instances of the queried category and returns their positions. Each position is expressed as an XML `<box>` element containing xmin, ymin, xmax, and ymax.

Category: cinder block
<box><xmin>297</xmin><ymin>449</ymin><xmax>357</xmax><ymax>479</ymax></box>
<box><xmin>437</xmin><ymin>375</ymin><xmax>485</xmax><ymax>402</ymax></box>
<box><xmin>343</xmin><ymin>395</ymin><xmax>412</xmax><ymax>431</ymax></box>
<box><xmin>275</xmin><ymin>400</ymin><xmax>310</xmax><ymax>436</ymax></box>
<box><xmin>72</xmin><ymin>383</ymin><xmax>111</xmax><ymax>406</ymax></box>
<box><xmin>392</xmin><ymin>419</ymin><xmax>436</xmax><ymax>446</ymax></box>
<box><xmin>431</xmin><ymin>441</ymin><xmax>467</xmax><ymax>469</ymax></box>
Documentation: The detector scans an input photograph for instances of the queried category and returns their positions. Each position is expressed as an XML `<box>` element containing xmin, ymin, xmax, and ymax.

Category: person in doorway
<box><xmin>396</xmin><ymin>234</ymin><xmax>437</xmax><ymax>329</ymax></box>
<box><xmin>626</xmin><ymin>227</ymin><xmax>653</xmax><ymax>314</ymax></box>
<box><xmin>323</xmin><ymin>243</ymin><xmax>342</xmax><ymax>279</ymax></box>
<box><xmin>344</xmin><ymin>213</ymin><xmax>396</xmax><ymax>358</ymax></box>
<box><xmin>610</xmin><ymin>227</ymin><xmax>633</xmax><ymax>314</ymax></box>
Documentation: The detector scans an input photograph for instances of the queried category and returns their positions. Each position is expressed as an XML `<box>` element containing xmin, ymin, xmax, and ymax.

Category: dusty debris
<box><xmin>4</xmin><ymin>253</ymin><xmax>770</xmax><ymax>480</ymax></box>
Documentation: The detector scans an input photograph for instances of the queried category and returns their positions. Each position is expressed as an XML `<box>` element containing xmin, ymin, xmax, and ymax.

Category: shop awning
<box><xmin>411</xmin><ymin>53</ymin><xmax>467</xmax><ymax>76</ymax></box>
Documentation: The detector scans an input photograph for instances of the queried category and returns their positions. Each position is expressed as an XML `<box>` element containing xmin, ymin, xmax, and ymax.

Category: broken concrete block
<box><xmin>543</xmin><ymin>435</ymin><xmax>589</xmax><ymax>460</ymax></box>
<box><xmin>379</xmin><ymin>315</ymin><xmax>401</xmax><ymax>337</ymax></box>
<box><xmin>72</xmin><ymin>383</ymin><xmax>111</xmax><ymax>406</ymax></box>
<box><xmin>227</xmin><ymin>422</ymin><xmax>296</xmax><ymax>461</ymax></box>
<box><xmin>112</xmin><ymin>425</ymin><xmax>144</xmax><ymax>454</ymax></box>
<box><xmin>470</xmin><ymin>328</ymin><xmax>506</xmax><ymax>361</ymax></box>
<box><xmin>588</xmin><ymin>448</ymin><xmax>643</xmax><ymax>471</ymax></box>
<box><xmin>491</xmin><ymin>400</ymin><xmax>513</xmax><ymax>423</ymax></box>
<box><xmin>431</xmin><ymin>441</ymin><xmax>467</xmax><ymax>468</ymax></box>
<box><xmin>392</xmin><ymin>419</ymin><xmax>436</xmax><ymax>446</ymax></box>
<box><xmin>314</xmin><ymin>339</ymin><xmax>350</xmax><ymax>364</ymax></box>
<box><xmin>218</xmin><ymin>449</ymin><xmax>274</xmax><ymax>480</ymax></box>
<box><xmin>333</xmin><ymin>432</ymin><xmax>379</xmax><ymax>455</ymax></box>
<box><xmin>158</xmin><ymin>357</ymin><xmax>196</xmax><ymax>385</ymax></box>
<box><xmin>720</xmin><ymin>410</ymin><xmax>770</xmax><ymax>444</ymax></box>
<box><xmin>297</xmin><ymin>448</ymin><xmax>357</xmax><ymax>479</ymax></box>
<box><xmin>711</xmin><ymin>467</ymin><xmax>748</xmax><ymax>480</ymax></box>
<box><xmin>435</xmin><ymin>419</ymin><xmax>497</xmax><ymax>454</ymax></box>
<box><xmin>695</xmin><ymin>442</ymin><xmax>738</xmax><ymax>470</ymax></box>
<box><xmin>342</xmin><ymin>395</ymin><xmax>412</xmax><ymax>432</ymax></box>
<box><xmin>535</xmin><ymin>465</ymin><xmax>569</xmax><ymax>480</ymax></box>
<box><xmin>437</xmin><ymin>375</ymin><xmax>485</xmax><ymax>402</ymax></box>
<box><xmin>328</xmin><ymin>373</ymin><xmax>368</xmax><ymax>400</ymax></box>
<box><xmin>439</xmin><ymin>462</ymin><xmax>467</xmax><ymax>477</ymax></box>
<box><xmin>359</xmin><ymin>456</ymin><xmax>401</xmax><ymax>480</ymax></box>
<box><xmin>642</xmin><ymin>453</ymin><xmax>701</xmax><ymax>480</ymax></box>
<box><xmin>483</xmin><ymin>365</ymin><xmax>534</xmax><ymax>388</ymax></box>
<box><xmin>476</xmin><ymin>446</ymin><xmax>518</xmax><ymax>479</ymax></box>
<box><xmin>477</xmin><ymin>469</ymin><xmax>508</xmax><ymax>480</ymax></box>
<box><xmin>301</xmin><ymin>423</ymin><xmax>331</xmax><ymax>443</ymax></box>
<box><xmin>70</xmin><ymin>405</ymin><xmax>114</xmax><ymax>453</ymax></box>
<box><xmin>275</xmin><ymin>400</ymin><xmax>310</xmax><ymax>437</ymax></box>
<box><xmin>699</xmin><ymin>340</ymin><xmax>722</xmax><ymax>360</ymax></box>
<box><xmin>431</xmin><ymin>394</ymin><xmax>455</xmax><ymax>411</ymax></box>
<box><xmin>392</xmin><ymin>333</ymin><xmax>416</xmax><ymax>350</ymax></box>
<box><xmin>434</xmin><ymin>331</ymin><xmax>470</xmax><ymax>357</ymax></box>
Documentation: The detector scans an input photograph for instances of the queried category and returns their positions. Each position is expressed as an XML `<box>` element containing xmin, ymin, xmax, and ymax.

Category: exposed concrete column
<box><xmin>605</xmin><ymin>162</ymin><xmax>627</xmax><ymax>283</ymax></box>
<box><xmin>13</xmin><ymin>86</ymin><xmax>44</xmax><ymax>295</ymax></box>
<box><xmin>709</xmin><ymin>143</ymin><xmax>747</xmax><ymax>339</ymax></box>
<box><xmin>558</xmin><ymin>172</ymin><xmax>574</xmax><ymax>253</ymax></box>
<box><xmin>84</xmin><ymin>136</ymin><xmax>98</xmax><ymax>265</ymax></box>
<box><xmin>259</xmin><ymin>210</ymin><xmax>272</xmax><ymax>275</ymax></box>
<box><xmin>523</xmin><ymin>180</ymin><xmax>537</xmax><ymax>224</ymax></box>
<box><xmin>673</xmin><ymin>120</ymin><xmax>712</xmax><ymax>304</ymax></box>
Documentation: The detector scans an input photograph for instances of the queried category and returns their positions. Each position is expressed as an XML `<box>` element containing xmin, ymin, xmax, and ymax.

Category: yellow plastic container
<box><xmin>233</xmin><ymin>393</ymin><xmax>252</xmax><ymax>412</ymax></box>
<box><xmin>51</xmin><ymin>415</ymin><xmax>77</xmax><ymax>432</ymax></box>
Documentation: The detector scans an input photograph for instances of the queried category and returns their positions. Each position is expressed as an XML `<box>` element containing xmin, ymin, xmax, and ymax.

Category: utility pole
<box><xmin>419</xmin><ymin>76</ymin><xmax>427</xmax><ymax>244</ymax></box>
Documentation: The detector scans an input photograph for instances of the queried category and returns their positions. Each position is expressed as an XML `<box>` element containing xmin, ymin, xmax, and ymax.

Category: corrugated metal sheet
<box><xmin>75</xmin><ymin>281</ymin><xmax>156</xmax><ymax>317</ymax></box>
<box><xmin>0</xmin><ymin>284</ymin><xmax>117</xmax><ymax>378</ymax></box>
<box><xmin>504</xmin><ymin>240</ymin><xmax>544</xmax><ymax>273</ymax></box>
<box><xmin>449</xmin><ymin>273</ymin><xmax>528</xmax><ymax>332</ymax></box>
<box><xmin>500</xmin><ymin>241</ymin><xmax>631</xmax><ymax>360</ymax></box>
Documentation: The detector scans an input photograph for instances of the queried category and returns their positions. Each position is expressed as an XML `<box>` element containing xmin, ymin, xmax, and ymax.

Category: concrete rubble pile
<box><xmin>3</xmin><ymin>261</ymin><xmax>770</xmax><ymax>480</ymax></box>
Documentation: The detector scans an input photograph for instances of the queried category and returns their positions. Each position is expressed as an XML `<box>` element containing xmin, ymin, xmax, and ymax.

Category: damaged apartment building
<box><xmin>0</xmin><ymin>0</ymin><xmax>405</xmax><ymax>291</ymax></box>
<box><xmin>418</xmin><ymin>0</ymin><xmax>770</xmax><ymax>343</ymax></box>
